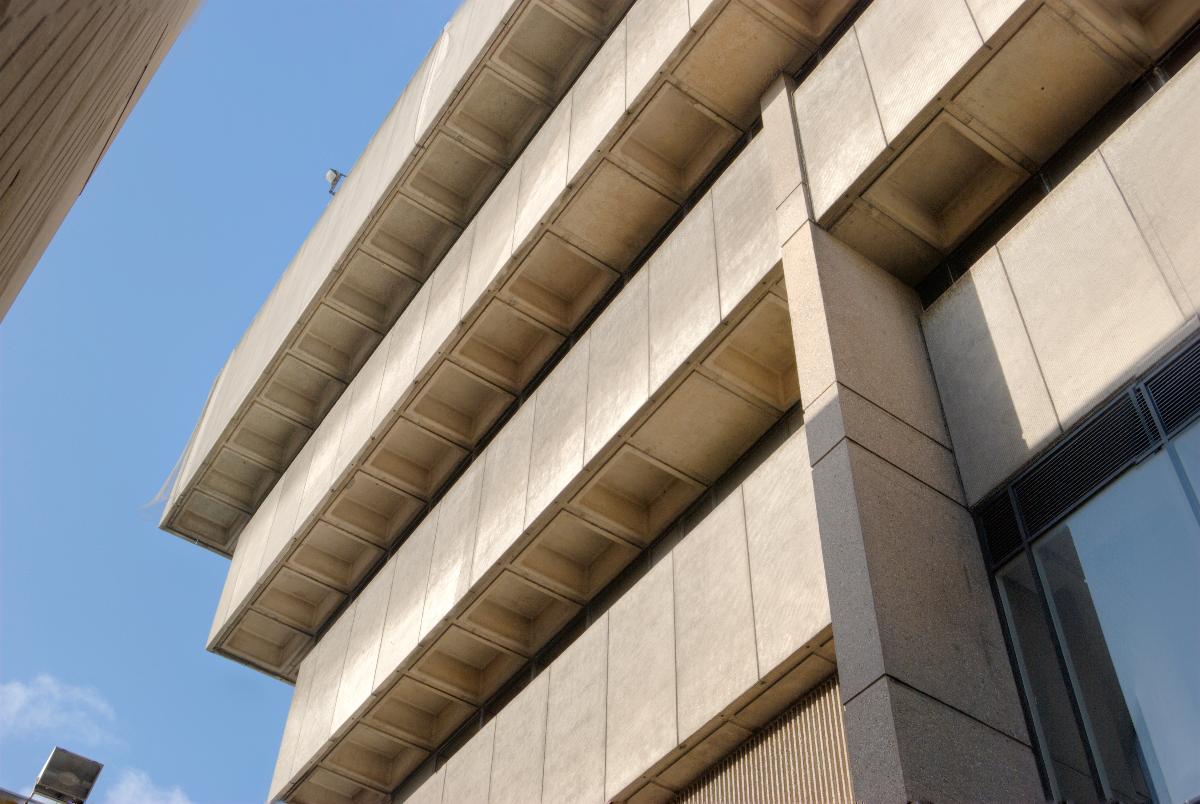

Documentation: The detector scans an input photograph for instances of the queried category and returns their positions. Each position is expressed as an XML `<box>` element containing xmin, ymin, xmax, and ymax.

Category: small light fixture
<box><xmin>325</xmin><ymin>168</ymin><xmax>347</xmax><ymax>196</ymax></box>
<box><xmin>31</xmin><ymin>747</ymin><xmax>103</xmax><ymax>804</ymax></box>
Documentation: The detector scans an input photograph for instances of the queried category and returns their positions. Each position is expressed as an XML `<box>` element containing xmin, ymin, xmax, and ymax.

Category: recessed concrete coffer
<box><xmin>222</xmin><ymin>609</ymin><xmax>307</xmax><ymax>675</ymax></box>
<box><xmin>366</xmin><ymin>677</ymin><xmax>474</xmax><ymax>750</ymax></box>
<box><xmin>329</xmin><ymin>251</ymin><xmax>420</xmax><ymax>333</ymax></box>
<box><xmin>572</xmin><ymin>445</ymin><xmax>704</xmax><ymax>545</ymax></box>
<box><xmin>291</xmin><ymin>768</ymin><xmax>387</xmax><ymax>804</ymax></box>
<box><xmin>446</xmin><ymin>67</ymin><xmax>550</xmax><ymax>164</ymax></box>
<box><xmin>554</xmin><ymin>160</ymin><xmax>679</xmax><ymax>270</ymax></box>
<box><xmin>408</xmin><ymin>362</ymin><xmax>514</xmax><ymax>447</ymax></box>
<box><xmin>631</xmin><ymin>373</ymin><xmax>777</xmax><ymax>485</ymax></box>
<box><xmin>703</xmin><ymin>295</ymin><xmax>800</xmax><ymax>411</ymax></box>
<box><xmin>255</xmin><ymin>567</ymin><xmax>345</xmax><ymax>634</ymax></box>
<box><xmin>499</xmin><ymin>233</ymin><xmax>616</xmax><ymax>334</ymax></box>
<box><xmin>461</xmin><ymin>571</ymin><xmax>580</xmax><ymax>656</ymax></box>
<box><xmin>261</xmin><ymin>355</ymin><xmax>344</xmax><ymax>428</ymax></box>
<box><xmin>174</xmin><ymin>490</ymin><xmax>243</xmax><ymax>549</ymax></box>
<box><xmin>674</xmin><ymin>0</ymin><xmax>816</xmax><ymax>127</ymax></box>
<box><xmin>325</xmin><ymin>474</ymin><xmax>422</xmax><ymax>548</ymax></box>
<box><xmin>451</xmin><ymin>299</ymin><xmax>564</xmax><ymax>391</ymax></box>
<box><xmin>548</xmin><ymin>0</ymin><xmax>630</xmax><ymax>33</ymax></box>
<box><xmin>404</xmin><ymin>133</ymin><xmax>503</xmax><ymax>225</ymax></box>
<box><xmin>229</xmin><ymin>403</ymin><xmax>310</xmax><ymax>472</ymax></box>
<box><xmin>363</xmin><ymin>418</ymin><xmax>466</xmax><ymax>499</ymax></box>
<box><xmin>514</xmin><ymin>510</ymin><xmax>639</xmax><ymax>601</ymax></box>
<box><xmin>199</xmin><ymin>448</ymin><xmax>274</xmax><ymax>511</ymax></box>
<box><xmin>863</xmin><ymin>113</ymin><xmax>1028</xmax><ymax>253</ymax></box>
<box><xmin>287</xmin><ymin>521</ymin><xmax>383</xmax><ymax>592</ymax></box>
<box><xmin>953</xmin><ymin>6</ymin><xmax>1133</xmax><ymax>166</ymax></box>
<box><xmin>409</xmin><ymin>626</ymin><xmax>524</xmax><ymax>705</ymax></box>
<box><xmin>293</xmin><ymin>304</ymin><xmax>379</xmax><ymax>383</ymax></box>
<box><xmin>325</xmin><ymin>723</ymin><xmax>429</xmax><ymax>792</ymax></box>
<box><xmin>493</xmin><ymin>1</ymin><xmax>597</xmax><ymax>102</ymax></box>
<box><xmin>614</xmin><ymin>83</ymin><xmax>740</xmax><ymax>202</ymax></box>
<box><xmin>362</xmin><ymin>192</ymin><xmax>460</xmax><ymax>282</ymax></box>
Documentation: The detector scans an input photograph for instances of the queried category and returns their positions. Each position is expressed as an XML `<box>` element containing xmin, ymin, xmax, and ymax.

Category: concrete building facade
<box><xmin>0</xmin><ymin>0</ymin><xmax>198</xmax><ymax>319</ymax></box>
<box><xmin>162</xmin><ymin>0</ymin><xmax>1200</xmax><ymax>801</ymax></box>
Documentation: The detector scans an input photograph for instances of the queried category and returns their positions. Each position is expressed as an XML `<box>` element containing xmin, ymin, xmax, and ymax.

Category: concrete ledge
<box><xmin>794</xmin><ymin>0</ymin><xmax>1198</xmax><ymax>284</ymax></box>
<box><xmin>275</xmin><ymin>424</ymin><xmax>832</xmax><ymax>803</ymax></box>
<box><xmin>202</xmin><ymin>3</ymin><xmax>847</xmax><ymax>681</ymax></box>
<box><xmin>163</xmin><ymin>0</ymin><xmax>633</xmax><ymax>554</ymax></box>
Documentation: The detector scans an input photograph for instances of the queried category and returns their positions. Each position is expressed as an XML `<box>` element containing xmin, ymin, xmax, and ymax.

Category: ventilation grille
<box><xmin>976</xmin><ymin>335</ymin><xmax>1200</xmax><ymax>559</ymax></box>
<box><xmin>1146</xmin><ymin>337</ymin><xmax>1200</xmax><ymax>437</ymax></box>
<box><xmin>1013</xmin><ymin>392</ymin><xmax>1155</xmax><ymax>536</ymax></box>
<box><xmin>978</xmin><ymin>494</ymin><xmax>1022</xmax><ymax>567</ymax></box>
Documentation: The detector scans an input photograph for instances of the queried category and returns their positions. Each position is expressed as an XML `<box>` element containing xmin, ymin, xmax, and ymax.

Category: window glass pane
<box><xmin>1169</xmin><ymin>415</ymin><xmax>1200</xmax><ymax>500</ymax></box>
<box><xmin>1034</xmin><ymin>448</ymin><xmax>1200</xmax><ymax>804</ymax></box>
<box><xmin>996</xmin><ymin>556</ymin><xmax>1097</xmax><ymax>800</ymax></box>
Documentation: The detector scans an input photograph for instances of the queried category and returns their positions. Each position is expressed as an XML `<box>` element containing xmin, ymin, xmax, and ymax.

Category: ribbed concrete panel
<box><xmin>677</xmin><ymin>676</ymin><xmax>853</xmax><ymax>804</ymax></box>
<box><xmin>0</xmin><ymin>0</ymin><xmax>199</xmax><ymax>321</ymax></box>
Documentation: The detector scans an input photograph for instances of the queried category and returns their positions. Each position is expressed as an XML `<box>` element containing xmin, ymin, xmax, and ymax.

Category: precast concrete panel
<box><xmin>332</xmin><ymin>558</ymin><xmax>394</xmax><ymax>730</ymax></box>
<box><xmin>335</xmin><ymin>338</ymin><xmax>389</xmax><ymax>473</ymax></box>
<box><xmin>489</xmin><ymin>672</ymin><xmax>549</xmax><ymax>804</ymax></box>
<box><xmin>854</xmin><ymin>0</ymin><xmax>983</xmax><ymax>143</ymax></box>
<box><xmin>442</xmin><ymin>720</ymin><xmax>496</xmax><ymax>803</ymax></box>
<box><xmin>420</xmin><ymin>461</ymin><xmax>485</xmax><ymax>639</ymax></box>
<box><xmin>472</xmin><ymin>404</ymin><xmax>536</xmax><ymax>584</ymax></box>
<box><xmin>922</xmin><ymin>249</ymin><xmax>1061</xmax><ymax>504</ymax></box>
<box><xmin>543</xmin><ymin>616</ymin><xmax>609</xmax><ymax>804</ymax></box>
<box><xmin>996</xmin><ymin>153</ymin><xmax>1185</xmax><ymax>426</ymax></box>
<box><xmin>567</xmin><ymin>21</ymin><xmax>628</xmax><ymax>178</ymax></box>
<box><xmin>741</xmin><ymin>427</ymin><xmax>829</xmax><ymax>673</ymax></box>
<box><xmin>296</xmin><ymin>393</ymin><xmax>352</xmax><ymax>532</ymax></box>
<box><xmin>626</xmin><ymin>0</ymin><xmax>691</xmax><ymax>107</ymax></box>
<box><xmin>672</xmin><ymin>490</ymin><xmax>760</xmax><ymax>737</ymax></box>
<box><xmin>403</xmin><ymin>766</ymin><xmax>445</xmax><ymax>804</ymax></box>
<box><xmin>584</xmin><ymin>270</ymin><xmax>650</xmax><ymax>465</ymax></box>
<box><xmin>515</xmin><ymin>101</ymin><xmax>572</xmax><ymax>247</ymax></box>
<box><xmin>464</xmin><ymin>167</ymin><xmax>520</xmax><ymax>307</ymax></box>
<box><xmin>605</xmin><ymin>556</ymin><xmax>678</xmax><ymax>799</ymax></box>
<box><xmin>417</xmin><ymin>4</ymin><xmax>474</xmax><ymax>142</ymax></box>
<box><xmin>270</xmin><ymin>657</ymin><xmax>317</xmax><ymax>801</ymax></box>
<box><xmin>229</xmin><ymin>488</ymin><xmax>279</xmax><ymax>615</ymax></box>
<box><xmin>375</xmin><ymin>512</ymin><xmax>439</xmax><ymax>691</ymax></box>
<box><xmin>1102</xmin><ymin>51</ymin><xmax>1200</xmax><ymax>316</ymax></box>
<box><xmin>793</xmin><ymin>31</ymin><xmax>888</xmax><ymax>223</ymax></box>
<box><xmin>377</xmin><ymin>287</ymin><xmax>431</xmax><ymax>423</ymax></box>
<box><xmin>526</xmin><ymin>338</ymin><xmax>590</xmax><ymax>522</ymax></box>
<box><xmin>263</xmin><ymin>444</ymin><xmax>315</xmax><ymax>581</ymax></box>
<box><xmin>711</xmin><ymin>135</ymin><xmax>780</xmax><ymax>319</ymax></box>
<box><xmin>648</xmin><ymin>195</ymin><xmax>721</xmax><ymax>388</ymax></box>
<box><xmin>417</xmin><ymin>227</ymin><xmax>475</xmax><ymax>371</ymax></box>
<box><xmin>294</xmin><ymin>610</ymin><xmax>354</xmax><ymax>776</ymax></box>
<box><xmin>964</xmin><ymin>0</ymin><xmax>1027</xmax><ymax>42</ymax></box>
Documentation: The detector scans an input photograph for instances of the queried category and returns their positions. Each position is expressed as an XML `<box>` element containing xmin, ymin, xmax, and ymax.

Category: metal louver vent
<box><xmin>978</xmin><ymin>494</ymin><xmax>1021</xmax><ymax>567</ymax></box>
<box><xmin>1012</xmin><ymin>392</ymin><xmax>1155</xmax><ymax>536</ymax></box>
<box><xmin>1145</xmin><ymin>337</ymin><xmax>1200</xmax><ymax>436</ymax></box>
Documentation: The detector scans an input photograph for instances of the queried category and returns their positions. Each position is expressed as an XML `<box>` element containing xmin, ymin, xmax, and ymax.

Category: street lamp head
<box><xmin>33</xmin><ymin>747</ymin><xmax>103</xmax><ymax>804</ymax></box>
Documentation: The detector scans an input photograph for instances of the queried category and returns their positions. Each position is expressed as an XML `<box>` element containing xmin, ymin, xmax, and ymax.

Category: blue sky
<box><xmin>0</xmin><ymin>2</ymin><xmax>456</xmax><ymax>801</ymax></box>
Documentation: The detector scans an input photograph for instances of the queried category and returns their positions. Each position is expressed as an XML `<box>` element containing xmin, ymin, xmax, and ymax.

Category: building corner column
<box><xmin>759</xmin><ymin>78</ymin><xmax>1044</xmax><ymax>802</ymax></box>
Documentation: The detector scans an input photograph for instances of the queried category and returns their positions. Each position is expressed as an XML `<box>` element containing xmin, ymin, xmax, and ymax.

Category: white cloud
<box><xmin>0</xmin><ymin>674</ymin><xmax>118</xmax><ymax>746</ymax></box>
<box><xmin>101</xmin><ymin>769</ymin><xmax>193</xmax><ymax>804</ymax></box>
